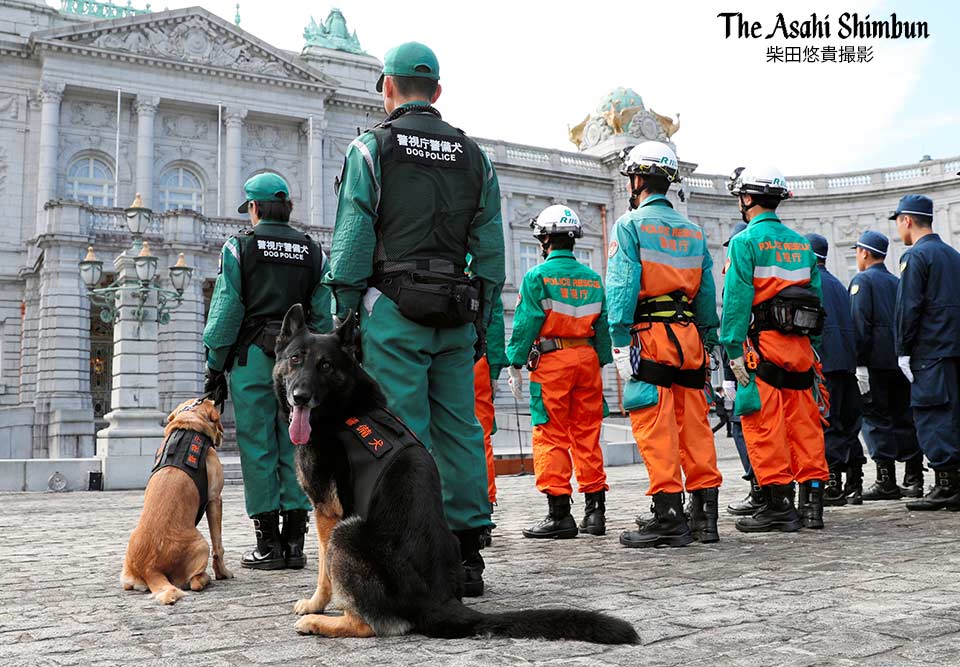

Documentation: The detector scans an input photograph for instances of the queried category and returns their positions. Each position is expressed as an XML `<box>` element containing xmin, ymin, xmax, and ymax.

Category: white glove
<box><xmin>898</xmin><ymin>356</ymin><xmax>914</xmax><ymax>383</ymax></box>
<box><xmin>729</xmin><ymin>356</ymin><xmax>750</xmax><ymax>387</ymax></box>
<box><xmin>612</xmin><ymin>347</ymin><xmax>633</xmax><ymax>383</ymax></box>
<box><xmin>507</xmin><ymin>366</ymin><xmax>524</xmax><ymax>401</ymax></box>
<box><xmin>722</xmin><ymin>380</ymin><xmax>737</xmax><ymax>404</ymax></box>
<box><xmin>855</xmin><ymin>366</ymin><xmax>870</xmax><ymax>395</ymax></box>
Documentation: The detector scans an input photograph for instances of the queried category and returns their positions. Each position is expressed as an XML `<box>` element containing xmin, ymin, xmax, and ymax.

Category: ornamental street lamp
<box><xmin>80</xmin><ymin>193</ymin><xmax>194</xmax><ymax>331</ymax></box>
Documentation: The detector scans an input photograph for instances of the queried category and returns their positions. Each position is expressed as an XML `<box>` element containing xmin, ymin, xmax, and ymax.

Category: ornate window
<box><xmin>574</xmin><ymin>248</ymin><xmax>594</xmax><ymax>271</ymax></box>
<box><xmin>66</xmin><ymin>155</ymin><xmax>114</xmax><ymax>206</ymax></box>
<box><xmin>518</xmin><ymin>242</ymin><xmax>542</xmax><ymax>279</ymax></box>
<box><xmin>159</xmin><ymin>165</ymin><xmax>204</xmax><ymax>213</ymax></box>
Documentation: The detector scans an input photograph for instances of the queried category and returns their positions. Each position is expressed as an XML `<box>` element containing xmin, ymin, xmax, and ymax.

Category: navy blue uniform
<box><xmin>721</xmin><ymin>347</ymin><xmax>752</xmax><ymax>479</ymax></box>
<box><xmin>895</xmin><ymin>233</ymin><xmax>960</xmax><ymax>470</ymax></box>
<box><xmin>849</xmin><ymin>264</ymin><xmax>920</xmax><ymax>463</ymax></box>
<box><xmin>818</xmin><ymin>265</ymin><xmax>863</xmax><ymax>467</ymax></box>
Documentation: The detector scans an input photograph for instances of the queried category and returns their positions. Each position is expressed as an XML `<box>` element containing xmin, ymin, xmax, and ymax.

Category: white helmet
<box><xmin>530</xmin><ymin>205</ymin><xmax>583</xmax><ymax>239</ymax></box>
<box><xmin>619</xmin><ymin>141</ymin><xmax>680</xmax><ymax>183</ymax></box>
<box><xmin>727</xmin><ymin>166</ymin><xmax>792</xmax><ymax>200</ymax></box>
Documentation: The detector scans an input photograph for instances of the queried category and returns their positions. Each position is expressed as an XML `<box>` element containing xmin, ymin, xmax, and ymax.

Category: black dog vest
<box><xmin>151</xmin><ymin>429</ymin><xmax>212</xmax><ymax>525</ymax></box>
<box><xmin>336</xmin><ymin>408</ymin><xmax>423</xmax><ymax>520</ymax></box>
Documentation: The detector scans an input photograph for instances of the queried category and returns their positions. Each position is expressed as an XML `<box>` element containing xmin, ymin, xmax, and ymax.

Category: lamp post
<box><xmin>79</xmin><ymin>193</ymin><xmax>195</xmax><ymax>490</ymax></box>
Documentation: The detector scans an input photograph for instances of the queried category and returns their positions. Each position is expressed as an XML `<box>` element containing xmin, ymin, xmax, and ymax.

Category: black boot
<box><xmin>280</xmin><ymin>509</ymin><xmax>309</xmax><ymax>569</ymax></box>
<box><xmin>823</xmin><ymin>465</ymin><xmax>847</xmax><ymax>507</ymax></box>
<box><xmin>479</xmin><ymin>526</ymin><xmax>493</xmax><ymax>548</ymax></box>
<box><xmin>798</xmin><ymin>480</ymin><xmax>825</xmax><ymax>529</ymax></box>
<box><xmin>727</xmin><ymin>478</ymin><xmax>764</xmax><ymax>516</ymax></box>
<box><xmin>454</xmin><ymin>528</ymin><xmax>485</xmax><ymax>597</ymax></box>
<box><xmin>905</xmin><ymin>469</ymin><xmax>960</xmax><ymax>511</ymax></box>
<box><xmin>844</xmin><ymin>462</ymin><xmax>863</xmax><ymax>505</ymax></box>
<box><xmin>863</xmin><ymin>460</ymin><xmax>901</xmax><ymax>500</ymax></box>
<box><xmin>523</xmin><ymin>494</ymin><xmax>579</xmax><ymax>539</ymax></box>
<box><xmin>735</xmin><ymin>484</ymin><xmax>802</xmax><ymax>533</ymax></box>
<box><xmin>241</xmin><ymin>511</ymin><xmax>286</xmax><ymax>570</ymax></box>
<box><xmin>620</xmin><ymin>492</ymin><xmax>694</xmax><ymax>548</ymax></box>
<box><xmin>579</xmin><ymin>490</ymin><xmax>606</xmax><ymax>536</ymax></box>
<box><xmin>901</xmin><ymin>458</ymin><xmax>925</xmax><ymax>498</ymax></box>
<box><xmin>687</xmin><ymin>488</ymin><xmax>720</xmax><ymax>543</ymax></box>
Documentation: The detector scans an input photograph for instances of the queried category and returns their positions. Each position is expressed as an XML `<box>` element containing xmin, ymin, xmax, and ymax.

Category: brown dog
<box><xmin>121</xmin><ymin>398</ymin><xmax>233</xmax><ymax>604</ymax></box>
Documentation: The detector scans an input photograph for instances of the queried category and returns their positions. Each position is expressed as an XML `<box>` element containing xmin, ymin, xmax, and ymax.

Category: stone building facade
<box><xmin>1</xmin><ymin>1</ymin><xmax>958</xmax><ymax>486</ymax></box>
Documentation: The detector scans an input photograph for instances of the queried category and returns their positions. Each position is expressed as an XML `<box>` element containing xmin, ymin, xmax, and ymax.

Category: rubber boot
<box><xmin>726</xmin><ymin>478</ymin><xmax>764</xmax><ymax>516</ymax></box>
<box><xmin>798</xmin><ymin>480</ymin><xmax>825</xmax><ymax>529</ymax></box>
<box><xmin>619</xmin><ymin>492</ymin><xmax>694</xmax><ymax>548</ymax></box>
<box><xmin>454</xmin><ymin>528</ymin><xmax>485</xmax><ymax>597</ymax></box>
<box><xmin>823</xmin><ymin>465</ymin><xmax>848</xmax><ymax>507</ymax></box>
<box><xmin>280</xmin><ymin>509</ymin><xmax>309</xmax><ymax>569</ymax></box>
<box><xmin>905</xmin><ymin>469</ymin><xmax>960</xmax><ymax>511</ymax></box>
<box><xmin>844</xmin><ymin>461</ymin><xmax>863</xmax><ymax>505</ymax></box>
<box><xmin>901</xmin><ymin>458</ymin><xmax>925</xmax><ymax>499</ymax></box>
<box><xmin>241</xmin><ymin>511</ymin><xmax>286</xmax><ymax>570</ymax></box>
<box><xmin>687</xmin><ymin>488</ymin><xmax>720</xmax><ymax>543</ymax></box>
<box><xmin>523</xmin><ymin>494</ymin><xmax>579</xmax><ymax>539</ymax></box>
<box><xmin>735</xmin><ymin>484</ymin><xmax>802</xmax><ymax>533</ymax></box>
<box><xmin>863</xmin><ymin>460</ymin><xmax>901</xmax><ymax>500</ymax></box>
<box><xmin>579</xmin><ymin>490</ymin><xmax>606</xmax><ymax>536</ymax></box>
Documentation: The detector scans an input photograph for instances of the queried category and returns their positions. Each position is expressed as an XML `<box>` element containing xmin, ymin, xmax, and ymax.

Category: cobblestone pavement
<box><xmin>3</xmin><ymin>436</ymin><xmax>960</xmax><ymax>667</ymax></box>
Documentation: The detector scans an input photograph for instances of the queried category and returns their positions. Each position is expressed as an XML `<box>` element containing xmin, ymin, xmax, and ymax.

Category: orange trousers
<box><xmin>629</xmin><ymin>321</ymin><xmax>722</xmax><ymax>495</ymax></box>
<box><xmin>530</xmin><ymin>346</ymin><xmax>608</xmax><ymax>496</ymax></box>
<box><xmin>741</xmin><ymin>331</ymin><xmax>829</xmax><ymax>486</ymax></box>
<box><xmin>473</xmin><ymin>356</ymin><xmax>497</xmax><ymax>505</ymax></box>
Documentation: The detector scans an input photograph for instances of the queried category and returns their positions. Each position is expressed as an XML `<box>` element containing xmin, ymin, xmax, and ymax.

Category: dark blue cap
<box><xmin>889</xmin><ymin>194</ymin><xmax>933</xmax><ymax>220</ymax></box>
<box><xmin>723</xmin><ymin>221</ymin><xmax>748</xmax><ymax>247</ymax></box>
<box><xmin>851</xmin><ymin>230</ymin><xmax>889</xmax><ymax>256</ymax></box>
<box><xmin>805</xmin><ymin>233</ymin><xmax>828</xmax><ymax>260</ymax></box>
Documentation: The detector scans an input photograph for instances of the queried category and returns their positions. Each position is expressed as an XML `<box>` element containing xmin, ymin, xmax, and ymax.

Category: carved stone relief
<box><xmin>69</xmin><ymin>102</ymin><xmax>117</xmax><ymax>129</ymax></box>
<box><xmin>161</xmin><ymin>114</ymin><xmax>209</xmax><ymax>140</ymax></box>
<box><xmin>0</xmin><ymin>95</ymin><xmax>19</xmax><ymax>120</ymax></box>
<box><xmin>0</xmin><ymin>147</ymin><xmax>7</xmax><ymax>197</ymax></box>
<box><xmin>246</xmin><ymin>124</ymin><xmax>293</xmax><ymax>151</ymax></box>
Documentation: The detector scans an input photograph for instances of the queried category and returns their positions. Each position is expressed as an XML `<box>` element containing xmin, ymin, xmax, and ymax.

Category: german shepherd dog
<box><xmin>273</xmin><ymin>304</ymin><xmax>638</xmax><ymax>643</ymax></box>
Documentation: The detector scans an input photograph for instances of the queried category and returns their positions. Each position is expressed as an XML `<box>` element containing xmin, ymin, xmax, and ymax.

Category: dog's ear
<box><xmin>334</xmin><ymin>309</ymin><xmax>356</xmax><ymax>346</ymax></box>
<box><xmin>278</xmin><ymin>304</ymin><xmax>306</xmax><ymax>352</ymax></box>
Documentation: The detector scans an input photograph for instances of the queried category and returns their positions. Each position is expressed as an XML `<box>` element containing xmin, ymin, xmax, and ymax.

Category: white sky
<box><xmin>63</xmin><ymin>0</ymin><xmax>954</xmax><ymax>175</ymax></box>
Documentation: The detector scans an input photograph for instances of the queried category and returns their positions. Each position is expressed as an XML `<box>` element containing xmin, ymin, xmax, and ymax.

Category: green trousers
<box><xmin>229</xmin><ymin>344</ymin><xmax>311</xmax><ymax>517</ymax></box>
<box><xmin>360</xmin><ymin>293</ymin><xmax>492</xmax><ymax>532</ymax></box>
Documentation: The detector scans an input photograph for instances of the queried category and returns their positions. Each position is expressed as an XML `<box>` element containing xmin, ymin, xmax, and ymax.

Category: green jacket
<box><xmin>486</xmin><ymin>297</ymin><xmax>508</xmax><ymax>383</ymax></box>
<box><xmin>203</xmin><ymin>220</ymin><xmax>332</xmax><ymax>371</ymax></box>
<box><xmin>323</xmin><ymin>102</ymin><xmax>505</xmax><ymax>329</ymax></box>
<box><xmin>506</xmin><ymin>249</ymin><xmax>613</xmax><ymax>367</ymax></box>
<box><xmin>720</xmin><ymin>211</ymin><xmax>823</xmax><ymax>361</ymax></box>
<box><xmin>605</xmin><ymin>195</ymin><xmax>719</xmax><ymax>350</ymax></box>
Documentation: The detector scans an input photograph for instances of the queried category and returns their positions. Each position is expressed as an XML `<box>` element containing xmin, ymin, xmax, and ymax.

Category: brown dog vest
<box><xmin>151</xmin><ymin>429</ymin><xmax>212</xmax><ymax>525</ymax></box>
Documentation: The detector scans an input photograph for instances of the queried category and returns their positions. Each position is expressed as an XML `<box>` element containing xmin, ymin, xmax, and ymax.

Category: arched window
<box><xmin>66</xmin><ymin>155</ymin><xmax>114</xmax><ymax>206</ymax></box>
<box><xmin>159</xmin><ymin>165</ymin><xmax>204</xmax><ymax>213</ymax></box>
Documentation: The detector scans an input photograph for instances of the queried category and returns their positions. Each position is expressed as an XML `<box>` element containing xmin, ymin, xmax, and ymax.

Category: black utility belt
<box><xmin>633</xmin><ymin>294</ymin><xmax>694</xmax><ymax>324</ymax></box>
<box><xmin>755</xmin><ymin>360</ymin><xmax>814</xmax><ymax>390</ymax></box>
<box><xmin>235</xmin><ymin>319</ymin><xmax>283</xmax><ymax>366</ymax></box>
<box><xmin>634</xmin><ymin>358</ymin><xmax>706</xmax><ymax>390</ymax></box>
<box><xmin>751</xmin><ymin>287</ymin><xmax>825</xmax><ymax>337</ymax></box>
<box><xmin>374</xmin><ymin>270</ymin><xmax>480</xmax><ymax>329</ymax></box>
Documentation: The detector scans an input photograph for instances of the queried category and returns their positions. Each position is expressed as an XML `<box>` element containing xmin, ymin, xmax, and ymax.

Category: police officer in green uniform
<box><xmin>203</xmin><ymin>173</ymin><xmax>333</xmax><ymax>570</ymax></box>
<box><xmin>323</xmin><ymin>42</ymin><xmax>505</xmax><ymax>597</ymax></box>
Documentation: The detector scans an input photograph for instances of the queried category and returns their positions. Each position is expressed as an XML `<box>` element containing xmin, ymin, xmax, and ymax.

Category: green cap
<box><xmin>238</xmin><ymin>172</ymin><xmax>290</xmax><ymax>213</ymax></box>
<box><xmin>376</xmin><ymin>41</ymin><xmax>439</xmax><ymax>92</ymax></box>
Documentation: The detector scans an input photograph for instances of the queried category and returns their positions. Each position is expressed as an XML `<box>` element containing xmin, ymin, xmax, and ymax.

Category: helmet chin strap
<box><xmin>738</xmin><ymin>194</ymin><xmax>759</xmax><ymax>223</ymax></box>
<box><xmin>629</xmin><ymin>175</ymin><xmax>649</xmax><ymax>210</ymax></box>
<box><xmin>537</xmin><ymin>235</ymin><xmax>551</xmax><ymax>259</ymax></box>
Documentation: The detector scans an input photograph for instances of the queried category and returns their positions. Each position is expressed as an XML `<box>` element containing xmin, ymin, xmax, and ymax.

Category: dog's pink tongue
<box><xmin>289</xmin><ymin>406</ymin><xmax>312</xmax><ymax>445</ymax></box>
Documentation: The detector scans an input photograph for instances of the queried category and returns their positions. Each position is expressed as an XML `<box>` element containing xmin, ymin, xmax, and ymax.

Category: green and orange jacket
<box><xmin>506</xmin><ymin>249</ymin><xmax>613</xmax><ymax>367</ymax></box>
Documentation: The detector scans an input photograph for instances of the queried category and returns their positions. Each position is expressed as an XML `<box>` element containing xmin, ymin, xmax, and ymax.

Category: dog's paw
<box><xmin>294</xmin><ymin>597</ymin><xmax>324</xmax><ymax>616</ymax></box>
<box><xmin>294</xmin><ymin>614</ymin><xmax>328</xmax><ymax>636</ymax></box>
<box><xmin>215</xmin><ymin>566</ymin><xmax>234</xmax><ymax>580</ymax></box>
<box><xmin>155</xmin><ymin>588</ymin><xmax>186</xmax><ymax>605</ymax></box>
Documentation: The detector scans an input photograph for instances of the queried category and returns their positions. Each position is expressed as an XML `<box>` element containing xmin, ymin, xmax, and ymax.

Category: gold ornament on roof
<box><xmin>650</xmin><ymin>110</ymin><xmax>680</xmax><ymax>139</ymax></box>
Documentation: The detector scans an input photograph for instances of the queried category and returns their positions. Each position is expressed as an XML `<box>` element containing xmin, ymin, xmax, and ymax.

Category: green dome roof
<box><xmin>596</xmin><ymin>87</ymin><xmax>644</xmax><ymax>115</ymax></box>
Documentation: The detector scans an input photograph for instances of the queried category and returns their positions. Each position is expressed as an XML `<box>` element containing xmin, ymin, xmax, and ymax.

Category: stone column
<box><xmin>157</xmin><ymin>211</ymin><xmax>205</xmax><ymax>414</ymax></box>
<box><xmin>224</xmin><ymin>107</ymin><xmax>247</xmax><ymax>218</ymax></box>
<box><xmin>33</xmin><ymin>203</ymin><xmax>94</xmax><ymax>459</ymax></box>
<box><xmin>134</xmin><ymin>96</ymin><xmax>160</xmax><ymax>209</ymax></box>
<box><xmin>501</xmin><ymin>192</ymin><xmax>515</xmax><ymax>287</ymax></box>
<box><xmin>36</xmin><ymin>81</ymin><xmax>64</xmax><ymax>221</ymax></box>
<box><xmin>303</xmin><ymin>110</ymin><xmax>327</xmax><ymax>230</ymax></box>
<box><xmin>96</xmin><ymin>248</ymin><xmax>166</xmax><ymax>490</ymax></box>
